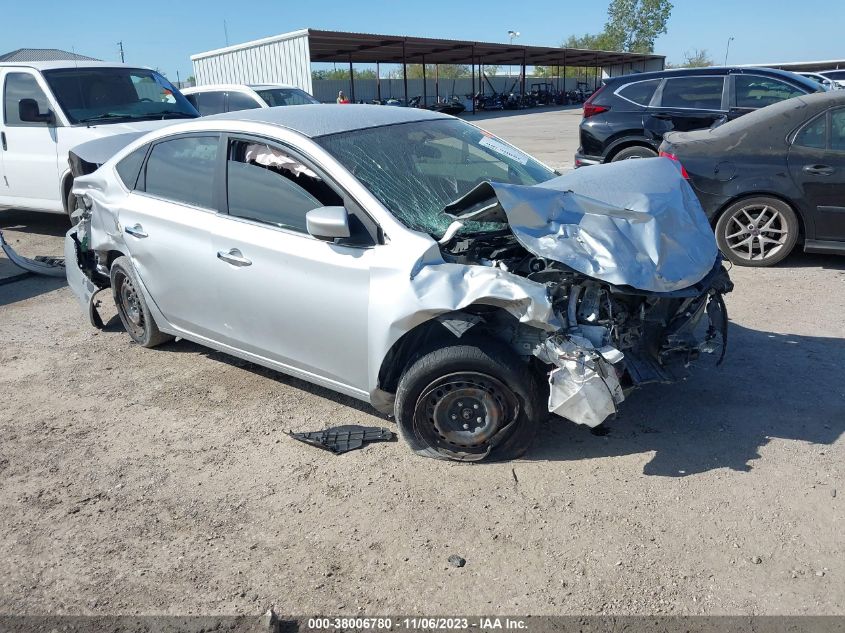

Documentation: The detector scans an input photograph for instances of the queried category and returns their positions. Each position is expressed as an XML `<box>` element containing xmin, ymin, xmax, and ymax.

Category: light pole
<box><xmin>508</xmin><ymin>30</ymin><xmax>520</xmax><ymax>79</ymax></box>
<box><xmin>724</xmin><ymin>36</ymin><xmax>734</xmax><ymax>66</ymax></box>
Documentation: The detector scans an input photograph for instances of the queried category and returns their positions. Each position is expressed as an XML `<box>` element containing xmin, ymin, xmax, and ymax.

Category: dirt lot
<box><xmin>0</xmin><ymin>108</ymin><xmax>843</xmax><ymax>617</ymax></box>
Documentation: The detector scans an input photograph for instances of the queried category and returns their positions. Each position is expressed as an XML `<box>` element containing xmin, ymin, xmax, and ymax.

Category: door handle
<box><xmin>217</xmin><ymin>248</ymin><xmax>252</xmax><ymax>267</ymax></box>
<box><xmin>803</xmin><ymin>164</ymin><xmax>834</xmax><ymax>176</ymax></box>
<box><xmin>124</xmin><ymin>223</ymin><xmax>148</xmax><ymax>238</ymax></box>
<box><xmin>1</xmin><ymin>131</ymin><xmax>6</xmax><ymax>151</ymax></box>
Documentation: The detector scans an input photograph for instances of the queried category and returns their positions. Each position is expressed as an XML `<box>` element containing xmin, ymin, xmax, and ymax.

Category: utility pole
<box><xmin>224</xmin><ymin>20</ymin><xmax>229</xmax><ymax>46</ymax></box>
<box><xmin>117</xmin><ymin>41</ymin><xmax>125</xmax><ymax>63</ymax></box>
<box><xmin>507</xmin><ymin>30</ymin><xmax>520</xmax><ymax>79</ymax></box>
<box><xmin>724</xmin><ymin>36</ymin><xmax>734</xmax><ymax>66</ymax></box>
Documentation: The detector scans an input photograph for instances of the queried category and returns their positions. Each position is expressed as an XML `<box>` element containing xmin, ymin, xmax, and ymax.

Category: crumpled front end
<box><xmin>438</xmin><ymin>158</ymin><xmax>733</xmax><ymax>427</ymax></box>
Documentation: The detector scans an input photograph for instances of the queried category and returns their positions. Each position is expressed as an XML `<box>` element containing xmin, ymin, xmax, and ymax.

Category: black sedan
<box><xmin>659</xmin><ymin>90</ymin><xmax>845</xmax><ymax>266</ymax></box>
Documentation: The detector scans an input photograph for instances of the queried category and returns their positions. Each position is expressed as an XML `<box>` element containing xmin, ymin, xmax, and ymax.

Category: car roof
<box><xmin>181</xmin><ymin>83</ymin><xmax>300</xmax><ymax>94</ymax></box>
<box><xmin>202</xmin><ymin>103</ymin><xmax>449</xmax><ymax>137</ymax></box>
<box><xmin>0</xmin><ymin>60</ymin><xmax>152</xmax><ymax>72</ymax></box>
<box><xmin>604</xmin><ymin>66</ymin><xmax>815</xmax><ymax>86</ymax></box>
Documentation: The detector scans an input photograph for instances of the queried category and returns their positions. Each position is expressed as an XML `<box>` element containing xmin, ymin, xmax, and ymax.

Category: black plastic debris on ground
<box><xmin>288</xmin><ymin>425</ymin><xmax>396</xmax><ymax>454</ymax></box>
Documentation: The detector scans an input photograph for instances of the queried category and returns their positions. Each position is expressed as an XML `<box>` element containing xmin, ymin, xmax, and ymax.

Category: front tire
<box><xmin>715</xmin><ymin>196</ymin><xmax>799</xmax><ymax>267</ymax></box>
<box><xmin>394</xmin><ymin>340</ymin><xmax>545</xmax><ymax>462</ymax></box>
<box><xmin>110</xmin><ymin>256</ymin><xmax>172</xmax><ymax>348</ymax></box>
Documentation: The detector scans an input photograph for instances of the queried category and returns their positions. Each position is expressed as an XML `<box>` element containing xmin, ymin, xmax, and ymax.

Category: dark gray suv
<box><xmin>575</xmin><ymin>67</ymin><xmax>822</xmax><ymax>166</ymax></box>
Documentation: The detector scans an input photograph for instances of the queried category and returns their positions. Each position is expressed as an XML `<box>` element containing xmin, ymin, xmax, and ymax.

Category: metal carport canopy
<box><xmin>306</xmin><ymin>28</ymin><xmax>663</xmax><ymax>68</ymax></box>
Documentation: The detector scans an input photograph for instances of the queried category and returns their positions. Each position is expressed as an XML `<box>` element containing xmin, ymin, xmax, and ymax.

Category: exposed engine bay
<box><xmin>435</xmin><ymin>158</ymin><xmax>734</xmax><ymax>428</ymax></box>
<box><xmin>438</xmin><ymin>229</ymin><xmax>732</xmax><ymax>427</ymax></box>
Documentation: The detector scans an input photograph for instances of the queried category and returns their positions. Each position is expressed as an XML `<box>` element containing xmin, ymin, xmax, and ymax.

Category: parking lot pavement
<box><xmin>463</xmin><ymin>105</ymin><xmax>583</xmax><ymax>172</ymax></box>
<box><xmin>0</xmin><ymin>108</ymin><xmax>843</xmax><ymax>616</ymax></box>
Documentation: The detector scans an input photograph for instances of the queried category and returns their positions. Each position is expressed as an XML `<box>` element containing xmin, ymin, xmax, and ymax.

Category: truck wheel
<box><xmin>394</xmin><ymin>340</ymin><xmax>545</xmax><ymax>462</ymax></box>
<box><xmin>110</xmin><ymin>256</ymin><xmax>172</xmax><ymax>348</ymax></box>
<box><xmin>610</xmin><ymin>146</ymin><xmax>657</xmax><ymax>161</ymax></box>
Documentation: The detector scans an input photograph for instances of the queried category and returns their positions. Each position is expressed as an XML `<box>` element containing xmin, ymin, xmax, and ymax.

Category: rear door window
<box><xmin>226</xmin><ymin>92</ymin><xmax>261</xmax><ymax>112</ymax></box>
<box><xmin>190</xmin><ymin>91</ymin><xmax>226</xmax><ymax>116</ymax></box>
<box><xmin>617</xmin><ymin>79</ymin><xmax>661</xmax><ymax>106</ymax></box>
<box><xmin>830</xmin><ymin>109</ymin><xmax>845</xmax><ymax>151</ymax></box>
<box><xmin>735</xmin><ymin>76</ymin><xmax>805</xmax><ymax>109</ymax></box>
<box><xmin>793</xmin><ymin>113</ymin><xmax>827</xmax><ymax>150</ymax></box>
<box><xmin>143</xmin><ymin>136</ymin><xmax>219</xmax><ymax>209</ymax></box>
<box><xmin>660</xmin><ymin>76</ymin><xmax>725</xmax><ymax>110</ymax></box>
<box><xmin>116</xmin><ymin>144</ymin><xmax>149</xmax><ymax>190</ymax></box>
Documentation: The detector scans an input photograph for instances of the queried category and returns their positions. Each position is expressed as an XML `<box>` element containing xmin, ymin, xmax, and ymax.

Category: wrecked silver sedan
<box><xmin>65</xmin><ymin>105</ymin><xmax>732</xmax><ymax>461</ymax></box>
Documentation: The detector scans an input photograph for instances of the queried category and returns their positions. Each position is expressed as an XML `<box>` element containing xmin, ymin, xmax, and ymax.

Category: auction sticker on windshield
<box><xmin>479</xmin><ymin>135</ymin><xmax>530</xmax><ymax>165</ymax></box>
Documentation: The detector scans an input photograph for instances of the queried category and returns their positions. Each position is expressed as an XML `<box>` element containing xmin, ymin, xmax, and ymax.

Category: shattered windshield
<box><xmin>42</xmin><ymin>68</ymin><xmax>199</xmax><ymax>124</ymax></box>
<box><xmin>316</xmin><ymin>119</ymin><xmax>556</xmax><ymax>236</ymax></box>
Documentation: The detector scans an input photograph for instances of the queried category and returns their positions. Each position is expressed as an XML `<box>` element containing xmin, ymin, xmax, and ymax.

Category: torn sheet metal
<box><xmin>288</xmin><ymin>425</ymin><xmax>396</xmax><ymax>454</ymax></box>
<box><xmin>0</xmin><ymin>229</ymin><xmax>66</xmax><ymax>278</ymax></box>
<box><xmin>536</xmin><ymin>335</ymin><xmax>625</xmax><ymax>427</ymax></box>
<box><xmin>444</xmin><ymin>158</ymin><xmax>718</xmax><ymax>293</ymax></box>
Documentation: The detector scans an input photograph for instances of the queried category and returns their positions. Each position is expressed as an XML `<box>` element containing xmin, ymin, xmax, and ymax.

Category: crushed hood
<box><xmin>444</xmin><ymin>158</ymin><xmax>719</xmax><ymax>293</ymax></box>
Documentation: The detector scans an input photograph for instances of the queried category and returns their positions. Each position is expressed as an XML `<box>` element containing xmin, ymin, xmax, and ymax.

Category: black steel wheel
<box><xmin>110</xmin><ymin>256</ymin><xmax>172</xmax><ymax>348</ymax></box>
<box><xmin>395</xmin><ymin>340</ymin><xmax>545</xmax><ymax>462</ymax></box>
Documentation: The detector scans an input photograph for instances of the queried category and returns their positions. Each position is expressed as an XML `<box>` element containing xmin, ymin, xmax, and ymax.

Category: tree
<box><xmin>311</xmin><ymin>68</ymin><xmax>376</xmax><ymax>81</ymax></box>
<box><xmin>404</xmin><ymin>64</ymin><xmax>470</xmax><ymax>79</ymax></box>
<box><xmin>682</xmin><ymin>48</ymin><xmax>714</xmax><ymax>67</ymax></box>
<box><xmin>562</xmin><ymin>0</ymin><xmax>673</xmax><ymax>54</ymax></box>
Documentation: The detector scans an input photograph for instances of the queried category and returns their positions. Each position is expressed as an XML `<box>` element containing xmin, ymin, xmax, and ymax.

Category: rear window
<box><xmin>735</xmin><ymin>76</ymin><xmax>805</xmax><ymax>109</ymax></box>
<box><xmin>617</xmin><ymin>79</ymin><xmax>661</xmax><ymax>106</ymax></box>
<box><xmin>660</xmin><ymin>76</ymin><xmax>725</xmax><ymax>110</ymax></box>
<box><xmin>144</xmin><ymin>136</ymin><xmax>219</xmax><ymax>209</ymax></box>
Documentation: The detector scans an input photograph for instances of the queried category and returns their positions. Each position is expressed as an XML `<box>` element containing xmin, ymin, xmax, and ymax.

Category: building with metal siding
<box><xmin>191</xmin><ymin>30</ymin><xmax>313</xmax><ymax>93</ymax></box>
<box><xmin>190</xmin><ymin>28</ymin><xmax>664</xmax><ymax>107</ymax></box>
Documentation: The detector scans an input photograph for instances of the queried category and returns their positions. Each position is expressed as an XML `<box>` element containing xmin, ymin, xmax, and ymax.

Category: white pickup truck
<box><xmin>0</xmin><ymin>61</ymin><xmax>199</xmax><ymax>218</ymax></box>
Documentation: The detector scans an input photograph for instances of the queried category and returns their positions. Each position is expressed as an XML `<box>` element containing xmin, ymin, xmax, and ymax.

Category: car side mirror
<box><xmin>306</xmin><ymin>206</ymin><xmax>351</xmax><ymax>241</ymax></box>
<box><xmin>18</xmin><ymin>99</ymin><xmax>54</xmax><ymax>124</ymax></box>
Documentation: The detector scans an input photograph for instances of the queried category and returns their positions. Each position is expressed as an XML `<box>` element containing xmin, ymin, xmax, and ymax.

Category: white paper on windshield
<box><xmin>479</xmin><ymin>136</ymin><xmax>529</xmax><ymax>165</ymax></box>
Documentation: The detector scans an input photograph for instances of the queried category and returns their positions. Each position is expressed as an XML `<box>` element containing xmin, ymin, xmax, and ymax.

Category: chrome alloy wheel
<box><xmin>722</xmin><ymin>203</ymin><xmax>789</xmax><ymax>262</ymax></box>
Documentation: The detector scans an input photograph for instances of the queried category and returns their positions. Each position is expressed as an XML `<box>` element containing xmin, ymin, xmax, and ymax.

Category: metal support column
<box><xmin>348</xmin><ymin>55</ymin><xmax>355</xmax><ymax>102</ymax></box>
<box><xmin>376</xmin><ymin>62</ymin><xmax>381</xmax><ymax>102</ymax></box>
<box><xmin>471</xmin><ymin>45</ymin><xmax>476</xmax><ymax>114</ymax></box>
<box><xmin>435</xmin><ymin>64</ymin><xmax>440</xmax><ymax>102</ymax></box>
<box><xmin>422</xmin><ymin>56</ymin><xmax>427</xmax><ymax>107</ymax></box>
<box><xmin>402</xmin><ymin>41</ymin><xmax>408</xmax><ymax>105</ymax></box>
<box><xmin>520</xmin><ymin>48</ymin><xmax>526</xmax><ymax>96</ymax></box>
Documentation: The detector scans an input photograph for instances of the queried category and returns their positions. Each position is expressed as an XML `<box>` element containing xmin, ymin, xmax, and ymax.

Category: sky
<box><xmin>4</xmin><ymin>0</ymin><xmax>844</xmax><ymax>81</ymax></box>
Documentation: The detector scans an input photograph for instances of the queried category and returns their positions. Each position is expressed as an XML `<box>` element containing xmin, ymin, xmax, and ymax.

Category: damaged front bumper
<box><xmin>64</xmin><ymin>227</ymin><xmax>108</xmax><ymax>329</ymax></box>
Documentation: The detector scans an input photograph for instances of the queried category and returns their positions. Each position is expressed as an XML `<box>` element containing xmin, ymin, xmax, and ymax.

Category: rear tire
<box><xmin>715</xmin><ymin>196</ymin><xmax>799</xmax><ymax>267</ymax></box>
<box><xmin>110</xmin><ymin>256</ymin><xmax>172</xmax><ymax>348</ymax></box>
<box><xmin>394</xmin><ymin>339</ymin><xmax>545</xmax><ymax>462</ymax></box>
<box><xmin>610</xmin><ymin>146</ymin><xmax>658</xmax><ymax>161</ymax></box>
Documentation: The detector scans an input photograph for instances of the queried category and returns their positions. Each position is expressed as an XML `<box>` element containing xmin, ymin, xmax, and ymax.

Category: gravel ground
<box><xmin>0</xmin><ymin>108</ymin><xmax>843</xmax><ymax>617</ymax></box>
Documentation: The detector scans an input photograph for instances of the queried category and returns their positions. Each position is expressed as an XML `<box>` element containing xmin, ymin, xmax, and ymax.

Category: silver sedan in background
<box><xmin>65</xmin><ymin>105</ymin><xmax>732</xmax><ymax>462</ymax></box>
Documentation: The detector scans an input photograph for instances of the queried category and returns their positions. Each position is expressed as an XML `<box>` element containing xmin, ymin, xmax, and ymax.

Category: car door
<box><xmin>645</xmin><ymin>75</ymin><xmax>727</xmax><ymax>141</ymax></box>
<box><xmin>209</xmin><ymin>135</ymin><xmax>374</xmax><ymax>391</ymax></box>
<box><xmin>787</xmin><ymin>107</ymin><xmax>845</xmax><ymax>242</ymax></box>
<box><xmin>728</xmin><ymin>73</ymin><xmax>807</xmax><ymax>121</ymax></box>
<box><xmin>0</xmin><ymin>69</ymin><xmax>63</xmax><ymax>211</ymax></box>
<box><xmin>118</xmin><ymin>133</ymin><xmax>227</xmax><ymax>339</ymax></box>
